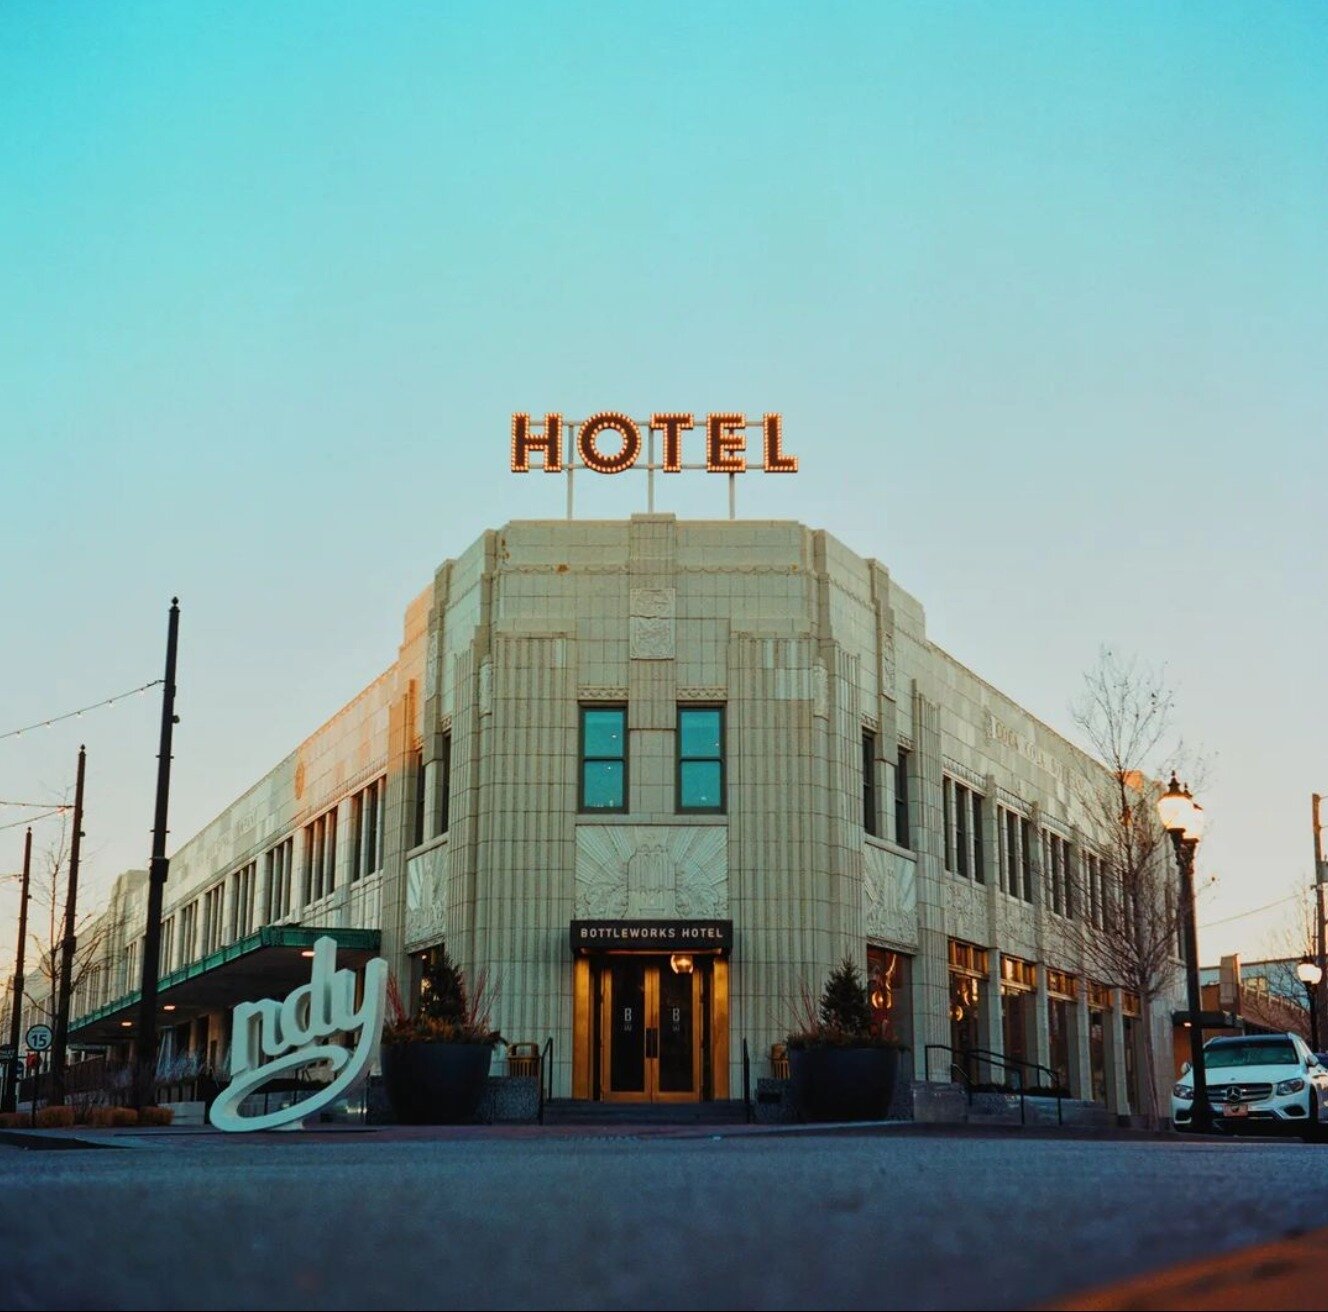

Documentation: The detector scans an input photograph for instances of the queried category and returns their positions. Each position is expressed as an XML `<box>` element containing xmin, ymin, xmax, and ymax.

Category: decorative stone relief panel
<box><xmin>576</xmin><ymin>826</ymin><xmax>727</xmax><ymax>919</ymax></box>
<box><xmin>813</xmin><ymin>662</ymin><xmax>829</xmax><ymax>720</ymax></box>
<box><xmin>478</xmin><ymin>659</ymin><xmax>493</xmax><ymax>716</ymax></box>
<box><xmin>997</xmin><ymin>897</ymin><xmax>1039</xmax><ymax>962</ymax></box>
<box><xmin>862</xmin><ymin>843</ymin><xmax>918</xmax><ymax>948</ymax></box>
<box><xmin>425</xmin><ymin>630</ymin><xmax>440</xmax><ymax>699</ymax></box>
<box><xmin>405</xmin><ymin>841</ymin><xmax>450</xmax><ymax>950</ymax></box>
<box><xmin>945</xmin><ymin>878</ymin><xmax>988</xmax><ymax>947</ymax></box>
<box><xmin>629</xmin><ymin>587</ymin><xmax>676</xmax><ymax>660</ymax></box>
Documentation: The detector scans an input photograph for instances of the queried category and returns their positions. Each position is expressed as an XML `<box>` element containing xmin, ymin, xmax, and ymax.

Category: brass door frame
<box><xmin>598</xmin><ymin>958</ymin><xmax>703</xmax><ymax>1103</ymax></box>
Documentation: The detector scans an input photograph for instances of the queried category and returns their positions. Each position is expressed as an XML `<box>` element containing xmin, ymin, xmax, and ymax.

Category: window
<box><xmin>943</xmin><ymin>779</ymin><xmax>954</xmax><ymax>871</ymax></box>
<box><xmin>437</xmin><ymin>733</ymin><xmax>452</xmax><ymax>836</ymax></box>
<box><xmin>1020</xmin><ymin>817</ymin><xmax>1034</xmax><ymax>902</ymax></box>
<box><xmin>580</xmin><ymin>706</ymin><xmax>627</xmax><ymax>811</ymax></box>
<box><xmin>412</xmin><ymin>748</ymin><xmax>426</xmax><ymax>846</ymax></box>
<box><xmin>862</xmin><ymin>731</ymin><xmax>878</xmax><ymax>836</ymax></box>
<box><xmin>179</xmin><ymin>901</ymin><xmax>198</xmax><ymax>966</ymax></box>
<box><xmin>201</xmin><ymin>885</ymin><xmax>225</xmax><ymax>955</ymax></box>
<box><xmin>678</xmin><ymin>706</ymin><xmax>724</xmax><ymax>812</ymax></box>
<box><xmin>349</xmin><ymin>777</ymin><xmax>385</xmax><ymax>883</ymax></box>
<box><xmin>955</xmin><ymin>783</ymin><xmax>970</xmax><ymax>879</ymax></box>
<box><xmin>945</xmin><ymin>780</ymin><xmax>985</xmax><ymax>882</ymax></box>
<box><xmin>160</xmin><ymin>917</ymin><xmax>175</xmax><ymax>975</ymax></box>
<box><xmin>1042</xmin><ymin>831</ymin><xmax>1073</xmax><ymax>919</ymax></box>
<box><xmin>229</xmin><ymin>862</ymin><xmax>257</xmax><ymax>941</ymax></box>
<box><xmin>867</xmin><ymin>946</ymin><xmax>912</xmax><ymax>1048</ymax></box>
<box><xmin>304</xmin><ymin>809</ymin><xmax>338</xmax><ymax>905</ymax></box>
<box><xmin>972</xmin><ymin>793</ymin><xmax>985</xmax><ymax>884</ymax></box>
<box><xmin>894</xmin><ymin>749</ymin><xmax>911</xmax><ymax>848</ymax></box>
<box><xmin>264</xmin><ymin>837</ymin><xmax>293</xmax><ymax>923</ymax></box>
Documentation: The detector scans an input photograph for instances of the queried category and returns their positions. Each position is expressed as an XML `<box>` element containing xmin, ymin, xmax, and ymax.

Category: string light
<box><xmin>706</xmin><ymin>412</ymin><xmax>747</xmax><ymax>473</ymax></box>
<box><xmin>651</xmin><ymin>413</ymin><xmax>693</xmax><ymax>473</ymax></box>
<box><xmin>576</xmin><ymin>412</ymin><xmax>641</xmax><ymax>474</ymax></box>
<box><xmin>0</xmin><ymin>807</ymin><xmax>68</xmax><ymax>832</ymax></box>
<box><xmin>0</xmin><ymin>678</ymin><xmax>163</xmax><ymax>742</ymax></box>
<box><xmin>511</xmin><ymin>413</ymin><xmax>563</xmax><ymax>472</ymax></box>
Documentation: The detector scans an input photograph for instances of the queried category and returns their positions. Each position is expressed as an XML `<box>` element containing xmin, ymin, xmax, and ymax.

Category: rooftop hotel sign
<box><xmin>511</xmin><ymin>411</ymin><xmax>797</xmax><ymax>518</ymax></box>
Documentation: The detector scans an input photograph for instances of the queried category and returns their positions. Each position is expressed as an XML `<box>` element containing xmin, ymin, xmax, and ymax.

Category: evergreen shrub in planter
<box><xmin>381</xmin><ymin>943</ymin><xmax>501</xmax><ymax>1125</ymax></box>
<box><xmin>787</xmin><ymin>958</ymin><xmax>904</xmax><ymax>1122</ymax></box>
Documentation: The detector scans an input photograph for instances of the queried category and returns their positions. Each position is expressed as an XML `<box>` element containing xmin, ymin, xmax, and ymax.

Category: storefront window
<box><xmin>1047</xmin><ymin>999</ymin><xmax>1070</xmax><ymax>1092</ymax></box>
<box><xmin>949</xmin><ymin>973</ymin><xmax>983</xmax><ymax>1084</ymax></box>
<box><xmin>867</xmin><ymin>946</ymin><xmax>912</xmax><ymax>1048</ymax></box>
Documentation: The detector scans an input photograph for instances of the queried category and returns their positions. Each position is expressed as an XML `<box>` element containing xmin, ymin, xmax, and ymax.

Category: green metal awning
<box><xmin>70</xmin><ymin>925</ymin><xmax>381</xmax><ymax>1045</ymax></box>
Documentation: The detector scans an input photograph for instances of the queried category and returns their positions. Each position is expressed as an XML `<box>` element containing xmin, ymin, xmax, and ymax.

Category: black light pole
<box><xmin>1159</xmin><ymin>774</ymin><xmax>1209</xmax><ymax>1133</ymax></box>
<box><xmin>1297</xmin><ymin>957</ymin><xmax>1322</xmax><ymax>1052</ymax></box>
<box><xmin>50</xmin><ymin>745</ymin><xmax>87</xmax><ymax>1106</ymax></box>
<box><xmin>2</xmin><ymin>828</ymin><xmax>33</xmax><ymax>1114</ymax></box>
<box><xmin>133</xmin><ymin>598</ymin><xmax>180</xmax><ymax>1110</ymax></box>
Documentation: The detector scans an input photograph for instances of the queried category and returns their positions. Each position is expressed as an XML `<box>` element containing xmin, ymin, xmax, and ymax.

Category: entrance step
<box><xmin>542</xmin><ymin>1099</ymin><xmax>748</xmax><ymax>1126</ymax></box>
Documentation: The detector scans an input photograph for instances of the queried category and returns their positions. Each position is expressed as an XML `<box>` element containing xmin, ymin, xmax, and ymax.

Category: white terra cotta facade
<box><xmin>52</xmin><ymin>515</ymin><xmax>1183</xmax><ymax>1112</ymax></box>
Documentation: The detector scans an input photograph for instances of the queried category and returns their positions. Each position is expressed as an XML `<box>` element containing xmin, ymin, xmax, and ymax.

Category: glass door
<box><xmin>600</xmin><ymin>959</ymin><xmax>702</xmax><ymax>1102</ymax></box>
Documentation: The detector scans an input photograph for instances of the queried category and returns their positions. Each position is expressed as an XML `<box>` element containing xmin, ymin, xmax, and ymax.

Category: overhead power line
<box><xmin>0</xmin><ymin>679</ymin><xmax>163</xmax><ymax>742</ymax></box>
<box><xmin>1199</xmin><ymin>889</ymin><xmax>1306</xmax><ymax>930</ymax></box>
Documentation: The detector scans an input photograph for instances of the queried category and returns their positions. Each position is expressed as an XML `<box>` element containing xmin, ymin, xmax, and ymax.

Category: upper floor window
<box><xmin>580</xmin><ymin>706</ymin><xmax>627</xmax><ymax>811</ymax></box>
<box><xmin>945</xmin><ymin>778</ymin><xmax>986</xmax><ymax>884</ymax></box>
<box><xmin>678</xmin><ymin>707</ymin><xmax>725</xmax><ymax>813</ymax></box>
<box><xmin>862</xmin><ymin>731</ymin><xmax>878</xmax><ymax>836</ymax></box>
<box><xmin>895</xmin><ymin>749</ymin><xmax>911</xmax><ymax>849</ymax></box>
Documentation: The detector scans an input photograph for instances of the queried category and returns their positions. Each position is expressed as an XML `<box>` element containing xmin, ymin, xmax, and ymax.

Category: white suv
<box><xmin>1172</xmin><ymin>1032</ymin><xmax>1328</xmax><ymax>1139</ymax></box>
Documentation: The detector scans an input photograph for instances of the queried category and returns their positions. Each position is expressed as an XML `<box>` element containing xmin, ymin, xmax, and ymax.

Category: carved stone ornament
<box><xmin>425</xmin><ymin>630</ymin><xmax>440</xmax><ymax>699</ymax></box>
<box><xmin>945</xmin><ymin>878</ymin><xmax>987</xmax><ymax>947</ymax></box>
<box><xmin>478</xmin><ymin>659</ymin><xmax>493</xmax><ymax>716</ymax></box>
<box><xmin>630</xmin><ymin>587</ymin><xmax>676</xmax><ymax>619</ymax></box>
<box><xmin>630</xmin><ymin>616</ymin><xmax>675</xmax><ymax>660</ymax></box>
<box><xmin>576</xmin><ymin>826</ymin><xmax>727</xmax><ymax>919</ymax></box>
<box><xmin>405</xmin><ymin>843</ymin><xmax>450</xmax><ymax>949</ymax></box>
<box><xmin>863</xmin><ymin>844</ymin><xmax>918</xmax><ymax>947</ymax></box>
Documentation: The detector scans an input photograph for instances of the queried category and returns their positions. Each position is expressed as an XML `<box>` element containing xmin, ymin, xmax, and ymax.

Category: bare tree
<box><xmin>25</xmin><ymin>810</ymin><xmax>117</xmax><ymax>1028</ymax></box>
<box><xmin>1065</xmin><ymin>648</ymin><xmax>1190</xmax><ymax>1126</ymax></box>
<box><xmin>1258</xmin><ymin>894</ymin><xmax>1321</xmax><ymax>1042</ymax></box>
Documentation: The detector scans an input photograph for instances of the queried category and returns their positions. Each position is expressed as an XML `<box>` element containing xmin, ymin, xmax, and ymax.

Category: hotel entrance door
<box><xmin>600</xmin><ymin>958</ymin><xmax>702</xmax><ymax>1102</ymax></box>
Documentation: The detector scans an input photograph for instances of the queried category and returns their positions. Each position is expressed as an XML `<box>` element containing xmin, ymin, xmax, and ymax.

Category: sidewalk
<box><xmin>0</xmin><ymin>1116</ymin><xmax>1210</xmax><ymax>1151</ymax></box>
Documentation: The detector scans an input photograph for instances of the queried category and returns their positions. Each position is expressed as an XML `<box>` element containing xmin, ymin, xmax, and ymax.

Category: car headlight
<box><xmin>1275</xmin><ymin>1077</ymin><xmax>1305</xmax><ymax>1096</ymax></box>
<box><xmin>1172</xmin><ymin>1083</ymin><xmax>1194</xmax><ymax>1100</ymax></box>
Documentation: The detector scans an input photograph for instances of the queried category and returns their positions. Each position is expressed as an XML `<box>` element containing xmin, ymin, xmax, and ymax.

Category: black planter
<box><xmin>789</xmin><ymin>1045</ymin><xmax>901</xmax><ymax>1122</ymax></box>
<box><xmin>380</xmin><ymin>1042</ymin><xmax>494</xmax><ymax>1125</ymax></box>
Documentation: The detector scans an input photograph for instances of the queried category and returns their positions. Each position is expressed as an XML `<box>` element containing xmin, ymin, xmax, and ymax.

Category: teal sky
<box><xmin>2</xmin><ymin>3</ymin><xmax>1325</xmax><ymax>965</ymax></box>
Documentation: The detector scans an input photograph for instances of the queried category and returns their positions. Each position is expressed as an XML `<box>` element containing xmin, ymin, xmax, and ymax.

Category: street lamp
<box><xmin>1296</xmin><ymin>956</ymin><xmax>1323</xmax><ymax>1051</ymax></box>
<box><xmin>1158</xmin><ymin>774</ymin><xmax>1211</xmax><ymax>1132</ymax></box>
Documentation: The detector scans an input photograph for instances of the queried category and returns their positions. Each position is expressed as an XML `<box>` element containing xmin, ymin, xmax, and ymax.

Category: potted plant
<box><xmin>380</xmin><ymin>943</ymin><xmax>501</xmax><ymax>1124</ymax></box>
<box><xmin>787</xmin><ymin>957</ymin><xmax>904</xmax><ymax>1122</ymax></box>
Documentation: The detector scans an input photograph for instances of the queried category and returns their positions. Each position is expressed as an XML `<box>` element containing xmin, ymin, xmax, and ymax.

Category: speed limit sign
<box><xmin>24</xmin><ymin>1024</ymin><xmax>53</xmax><ymax>1053</ymax></box>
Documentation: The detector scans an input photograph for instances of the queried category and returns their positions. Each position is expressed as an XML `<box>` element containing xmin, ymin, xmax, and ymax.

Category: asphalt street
<box><xmin>3</xmin><ymin>1129</ymin><xmax>1327</xmax><ymax>1310</ymax></box>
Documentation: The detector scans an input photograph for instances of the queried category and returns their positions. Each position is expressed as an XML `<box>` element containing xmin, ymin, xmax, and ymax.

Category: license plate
<box><xmin>1223</xmin><ymin>1105</ymin><xmax>1249</xmax><ymax>1118</ymax></box>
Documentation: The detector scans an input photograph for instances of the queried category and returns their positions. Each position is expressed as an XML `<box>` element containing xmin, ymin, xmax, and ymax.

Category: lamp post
<box><xmin>1158</xmin><ymin>774</ymin><xmax>1210</xmax><ymax>1132</ymax></box>
<box><xmin>1296</xmin><ymin>957</ymin><xmax>1323</xmax><ymax>1052</ymax></box>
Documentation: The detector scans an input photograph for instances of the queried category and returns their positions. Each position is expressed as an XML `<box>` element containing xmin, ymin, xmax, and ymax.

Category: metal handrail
<box><xmin>741</xmin><ymin>1038</ymin><xmax>752</xmax><ymax>1123</ymax></box>
<box><xmin>537</xmin><ymin>1035</ymin><xmax>553</xmax><ymax>1125</ymax></box>
<box><xmin>923</xmin><ymin>1043</ymin><xmax>1066</xmax><ymax>1126</ymax></box>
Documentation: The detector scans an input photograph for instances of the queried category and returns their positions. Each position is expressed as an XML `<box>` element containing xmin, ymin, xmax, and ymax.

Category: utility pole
<box><xmin>2</xmin><ymin>828</ymin><xmax>33</xmax><ymax>1114</ymax></box>
<box><xmin>133</xmin><ymin>598</ymin><xmax>180</xmax><ymax>1110</ymax></box>
<box><xmin>1314</xmin><ymin>794</ymin><xmax>1326</xmax><ymax>1051</ymax></box>
<box><xmin>50</xmin><ymin>746</ymin><xmax>86</xmax><ymax>1106</ymax></box>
